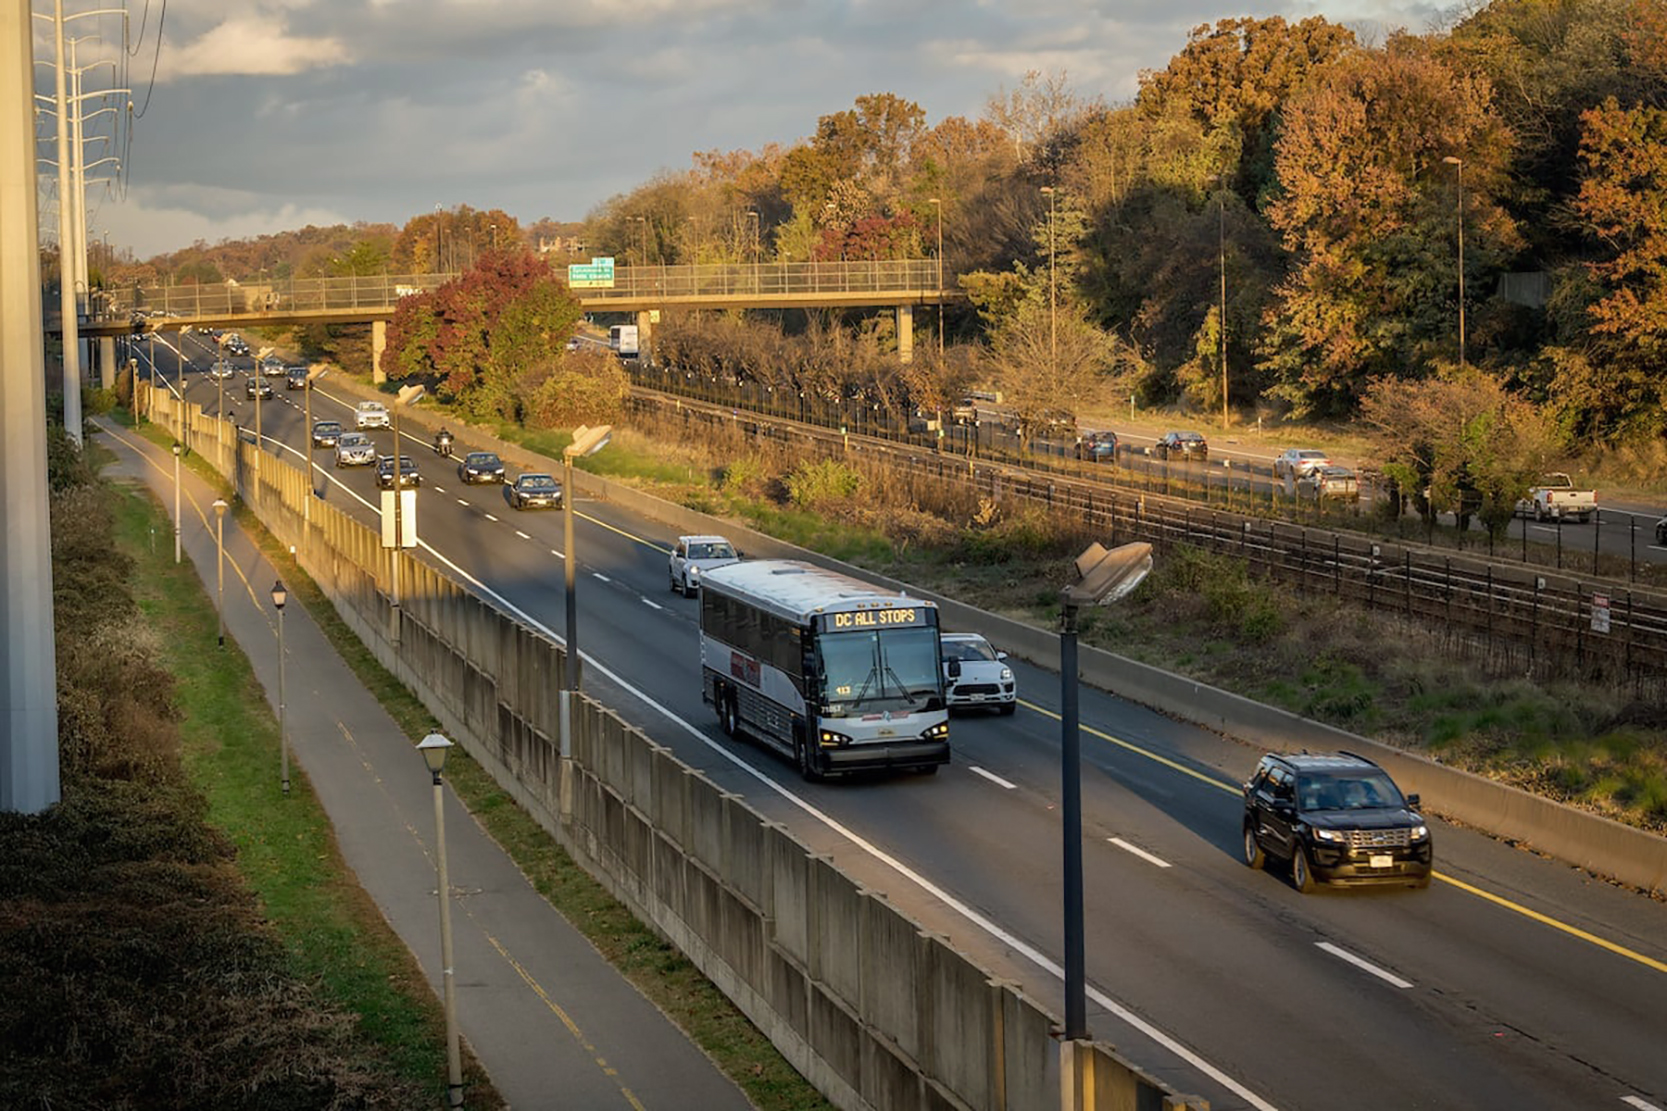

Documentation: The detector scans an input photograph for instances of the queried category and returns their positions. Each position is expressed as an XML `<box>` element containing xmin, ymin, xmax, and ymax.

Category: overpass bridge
<box><xmin>68</xmin><ymin>260</ymin><xmax>955</xmax><ymax>381</ymax></box>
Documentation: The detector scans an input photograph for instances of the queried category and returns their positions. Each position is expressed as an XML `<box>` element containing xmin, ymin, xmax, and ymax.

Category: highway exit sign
<box><xmin>568</xmin><ymin>257</ymin><xmax>616</xmax><ymax>289</ymax></box>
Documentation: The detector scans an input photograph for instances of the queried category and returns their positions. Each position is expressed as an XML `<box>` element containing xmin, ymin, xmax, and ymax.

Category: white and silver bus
<box><xmin>699</xmin><ymin>560</ymin><xmax>950</xmax><ymax>779</ymax></box>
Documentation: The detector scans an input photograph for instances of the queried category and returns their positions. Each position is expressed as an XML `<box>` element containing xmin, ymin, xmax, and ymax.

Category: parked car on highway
<box><xmin>245</xmin><ymin>377</ymin><xmax>273</xmax><ymax>400</ymax></box>
<box><xmin>285</xmin><ymin>365</ymin><xmax>309</xmax><ymax>390</ymax></box>
<box><xmin>1242</xmin><ymin>751</ymin><xmax>1432</xmax><ymax>892</ymax></box>
<box><xmin>506</xmin><ymin>472</ymin><xmax>562</xmax><ymax>510</ymax></box>
<box><xmin>375</xmin><ymin>454</ymin><xmax>421</xmax><ymax>489</ymax></box>
<box><xmin>940</xmin><ymin>632</ymin><xmax>1017</xmax><ymax>714</ymax></box>
<box><xmin>310</xmin><ymin>420</ymin><xmax>343</xmax><ymax>448</ymax></box>
<box><xmin>1074</xmin><ymin>430</ymin><xmax>1120</xmax><ymax>462</ymax></box>
<box><xmin>334</xmin><ymin>431</ymin><xmax>376</xmax><ymax>467</ymax></box>
<box><xmin>1296</xmin><ymin>465</ymin><xmax>1359</xmax><ymax>502</ymax></box>
<box><xmin>354</xmin><ymin>400</ymin><xmax>390</xmax><ymax>429</ymax></box>
<box><xmin>456</xmin><ymin>451</ymin><xmax>505</xmax><ymax>485</ymax></box>
<box><xmin>1274</xmin><ymin>448</ymin><xmax>1331</xmax><ymax>481</ymax></box>
<box><xmin>1154</xmin><ymin>430</ymin><xmax>1209</xmax><ymax>462</ymax></box>
<box><xmin>668</xmin><ymin>535</ymin><xmax>740</xmax><ymax>596</ymax></box>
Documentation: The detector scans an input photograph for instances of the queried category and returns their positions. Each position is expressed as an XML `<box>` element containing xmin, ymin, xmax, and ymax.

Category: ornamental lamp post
<box><xmin>563</xmin><ymin>424</ymin><xmax>613</xmax><ymax>692</ymax></box>
<box><xmin>416</xmin><ymin>733</ymin><xmax>465</xmax><ymax>1109</ymax></box>
<box><xmin>171</xmin><ymin>442</ymin><xmax>182</xmax><ymax>563</ymax></box>
<box><xmin>271</xmin><ymin>579</ymin><xmax>289</xmax><ymax>795</ymax></box>
<box><xmin>213</xmin><ymin>498</ymin><xmax>228</xmax><ymax>646</ymax></box>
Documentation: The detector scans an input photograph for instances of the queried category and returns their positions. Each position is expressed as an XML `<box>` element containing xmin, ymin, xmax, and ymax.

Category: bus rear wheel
<box><xmin>717</xmin><ymin>687</ymin><xmax>738</xmax><ymax>737</ymax></box>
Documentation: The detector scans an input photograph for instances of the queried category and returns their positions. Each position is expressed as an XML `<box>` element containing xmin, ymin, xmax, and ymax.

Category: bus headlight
<box><xmin>922</xmin><ymin>721</ymin><xmax>949</xmax><ymax>741</ymax></box>
<box><xmin>818</xmin><ymin>728</ymin><xmax>851</xmax><ymax>747</ymax></box>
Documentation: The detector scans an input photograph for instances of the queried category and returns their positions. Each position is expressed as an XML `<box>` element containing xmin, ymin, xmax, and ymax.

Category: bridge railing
<box><xmin>106</xmin><ymin>260</ymin><xmax>945</xmax><ymax>321</ymax></box>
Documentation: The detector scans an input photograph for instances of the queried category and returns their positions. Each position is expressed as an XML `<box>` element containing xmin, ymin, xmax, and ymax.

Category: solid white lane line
<box><xmin>484</xmin><ymin>513</ymin><xmax>499</xmax><ymax>522</ymax></box>
<box><xmin>515</xmin><ymin>530</ymin><xmax>531</xmax><ymax>540</ymax></box>
<box><xmin>592</xmin><ymin>573</ymin><xmax>611</xmax><ymax>583</ymax></box>
<box><xmin>1109</xmin><ymin>837</ymin><xmax>1172</xmax><ymax>869</ymax></box>
<box><xmin>1622</xmin><ymin>1097</ymin><xmax>1663</xmax><ymax>1110</ymax></box>
<box><xmin>641</xmin><ymin>599</ymin><xmax>664</xmax><ymax>611</ymax></box>
<box><xmin>969</xmin><ymin>766</ymin><xmax>1016</xmax><ymax>790</ymax></box>
<box><xmin>1316</xmin><ymin>942</ymin><xmax>1413</xmax><ymax>989</ymax></box>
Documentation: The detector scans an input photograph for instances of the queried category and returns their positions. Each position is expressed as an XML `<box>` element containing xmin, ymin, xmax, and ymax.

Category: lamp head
<box><xmin>417</xmin><ymin>733</ymin><xmax>454</xmax><ymax>775</ymax></box>
<box><xmin>172</xmin><ymin>443</ymin><xmax>181</xmax><ymax>457</ymax></box>
<box><xmin>270</xmin><ymin>579</ymin><xmax>286</xmax><ymax>609</ymax></box>
<box><xmin>212</xmin><ymin>497</ymin><xmax>227</xmax><ymax>517</ymax></box>
<box><xmin>1443</xmin><ymin>155</ymin><xmax>1463</xmax><ymax>166</ymax></box>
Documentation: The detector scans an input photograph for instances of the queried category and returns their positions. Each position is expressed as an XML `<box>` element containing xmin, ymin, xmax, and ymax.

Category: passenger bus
<box><xmin>699</xmin><ymin>560</ymin><xmax>950</xmax><ymax>779</ymax></box>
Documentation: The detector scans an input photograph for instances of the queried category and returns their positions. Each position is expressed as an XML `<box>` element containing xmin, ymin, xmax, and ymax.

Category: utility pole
<box><xmin>51</xmin><ymin>0</ymin><xmax>82</xmax><ymax>442</ymax></box>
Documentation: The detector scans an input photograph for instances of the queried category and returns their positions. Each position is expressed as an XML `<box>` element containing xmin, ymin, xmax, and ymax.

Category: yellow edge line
<box><xmin>1018</xmin><ymin>698</ymin><xmax>1667</xmax><ymax>975</ymax></box>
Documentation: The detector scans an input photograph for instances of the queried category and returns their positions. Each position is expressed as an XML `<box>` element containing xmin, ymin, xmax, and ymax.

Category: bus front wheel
<box><xmin>795</xmin><ymin>733</ymin><xmax>822</xmax><ymax>782</ymax></box>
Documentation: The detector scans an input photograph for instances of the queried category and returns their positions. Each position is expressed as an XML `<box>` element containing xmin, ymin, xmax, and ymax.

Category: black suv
<box><xmin>1242</xmin><ymin>751</ymin><xmax>1432</xmax><ymax>892</ymax></box>
<box><xmin>1155</xmin><ymin>430</ymin><xmax>1209</xmax><ymax>462</ymax></box>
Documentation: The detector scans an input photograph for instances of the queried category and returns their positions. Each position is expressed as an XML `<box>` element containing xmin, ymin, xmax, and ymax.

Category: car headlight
<box><xmin>689</xmin><ymin>565</ymin><xmax>700</xmax><ymax>577</ymax></box>
<box><xmin>1410</xmin><ymin>824</ymin><xmax>1429</xmax><ymax>840</ymax></box>
<box><xmin>922</xmin><ymin>720</ymin><xmax>949</xmax><ymax>741</ymax></box>
<box><xmin>1000</xmin><ymin>667</ymin><xmax>1013</xmax><ymax>681</ymax></box>
<box><xmin>818</xmin><ymin>728</ymin><xmax>851</xmax><ymax>747</ymax></box>
<box><xmin>1311</xmin><ymin>827</ymin><xmax>1344</xmax><ymax>843</ymax></box>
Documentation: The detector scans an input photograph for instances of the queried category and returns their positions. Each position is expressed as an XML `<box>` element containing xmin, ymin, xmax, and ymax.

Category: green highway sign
<box><xmin>568</xmin><ymin>257</ymin><xmax>616</xmax><ymax>289</ymax></box>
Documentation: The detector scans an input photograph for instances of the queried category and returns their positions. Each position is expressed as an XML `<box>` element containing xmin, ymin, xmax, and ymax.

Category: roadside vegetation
<box><xmin>0</xmin><ymin>426</ymin><xmax>489</xmax><ymax>1110</ymax></box>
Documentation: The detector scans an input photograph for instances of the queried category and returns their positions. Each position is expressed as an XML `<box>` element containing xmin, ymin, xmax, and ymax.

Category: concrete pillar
<box><xmin>635</xmin><ymin>309</ymin><xmax>653</xmax><ymax>364</ymax></box>
<box><xmin>98</xmin><ymin>335</ymin><xmax>114</xmax><ymax>388</ymax></box>
<box><xmin>372</xmin><ymin>318</ymin><xmax>387</xmax><ymax>383</ymax></box>
<box><xmin>896</xmin><ymin>303</ymin><xmax>914</xmax><ymax>364</ymax></box>
<box><xmin>0</xmin><ymin>0</ymin><xmax>61</xmax><ymax>813</ymax></box>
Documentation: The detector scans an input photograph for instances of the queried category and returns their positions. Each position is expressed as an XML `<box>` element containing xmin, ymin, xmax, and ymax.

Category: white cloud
<box><xmin>161</xmin><ymin>16</ymin><xmax>352</xmax><ymax>81</ymax></box>
<box><xmin>99</xmin><ymin>189</ymin><xmax>354</xmax><ymax>259</ymax></box>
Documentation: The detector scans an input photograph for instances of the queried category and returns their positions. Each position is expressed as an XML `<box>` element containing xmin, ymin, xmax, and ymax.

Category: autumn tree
<box><xmin>383</xmin><ymin>251</ymin><xmax>581</xmax><ymax>423</ymax></box>
<box><xmin>1258</xmin><ymin>35</ymin><xmax>1519</xmax><ymax>416</ymax></box>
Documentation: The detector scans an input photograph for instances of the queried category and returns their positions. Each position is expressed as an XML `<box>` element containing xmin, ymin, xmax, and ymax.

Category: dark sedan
<box><xmin>1155</xmin><ymin>430</ymin><xmax>1209</xmax><ymax>462</ymax></box>
<box><xmin>1075</xmin><ymin>430</ymin><xmax>1119</xmax><ymax>462</ymax></box>
<box><xmin>245</xmin><ymin>377</ymin><xmax>273</xmax><ymax>400</ymax></box>
<box><xmin>374</xmin><ymin>455</ymin><xmax>421</xmax><ymax>489</ymax></box>
<box><xmin>457</xmin><ymin>451</ymin><xmax>506</xmax><ymax>485</ymax></box>
<box><xmin>311</xmin><ymin>420</ymin><xmax>343</xmax><ymax>448</ymax></box>
<box><xmin>286</xmin><ymin>366</ymin><xmax>309</xmax><ymax>390</ymax></box>
<box><xmin>507</xmin><ymin>472</ymin><xmax>563</xmax><ymax>510</ymax></box>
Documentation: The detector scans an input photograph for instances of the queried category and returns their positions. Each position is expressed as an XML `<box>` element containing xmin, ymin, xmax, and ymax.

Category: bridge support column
<box><xmin>98</xmin><ymin>336</ymin><xmax>115</xmax><ymax>388</ymax></box>
<box><xmin>371</xmin><ymin>319</ymin><xmax>387</xmax><ymax>383</ymax></box>
<box><xmin>635</xmin><ymin>310</ymin><xmax>653</xmax><ymax>363</ymax></box>
<box><xmin>896</xmin><ymin>303</ymin><xmax>914</xmax><ymax>364</ymax></box>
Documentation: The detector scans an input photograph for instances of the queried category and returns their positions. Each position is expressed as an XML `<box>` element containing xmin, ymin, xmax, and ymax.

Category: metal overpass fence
<box><xmin>628</xmin><ymin>390</ymin><xmax>1667</xmax><ymax>692</ymax></box>
<box><xmin>137</xmin><ymin>380</ymin><xmax>1204</xmax><ymax>1111</ymax></box>
<box><xmin>93</xmin><ymin>259</ymin><xmax>944</xmax><ymax>323</ymax></box>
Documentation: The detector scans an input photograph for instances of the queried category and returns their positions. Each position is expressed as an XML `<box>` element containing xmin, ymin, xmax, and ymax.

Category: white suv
<box><xmin>668</xmin><ymin>535</ymin><xmax>740</xmax><ymax>595</ymax></box>
<box><xmin>354</xmin><ymin>400</ymin><xmax>390</xmax><ymax>429</ymax></box>
<box><xmin>940</xmin><ymin>633</ymin><xmax>1017</xmax><ymax>714</ymax></box>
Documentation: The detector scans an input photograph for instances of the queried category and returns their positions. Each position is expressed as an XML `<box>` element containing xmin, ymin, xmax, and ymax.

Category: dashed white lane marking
<box><xmin>1622</xmin><ymin>1097</ymin><xmax>1663</xmax><ymax>1110</ymax></box>
<box><xmin>1109</xmin><ymin>837</ymin><xmax>1172</xmax><ymax>868</ymax></box>
<box><xmin>641</xmin><ymin>599</ymin><xmax>664</xmax><ymax>611</ymax></box>
<box><xmin>515</xmin><ymin>530</ymin><xmax>531</xmax><ymax>540</ymax></box>
<box><xmin>1316</xmin><ymin>942</ymin><xmax>1413</xmax><ymax>989</ymax></box>
<box><xmin>969</xmin><ymin>766</ymin><xmax>1016</xmax><ymax>790</ymax></box>
<box><xmin>550</xmin><ymin>549</ymin><xmax>565</xmax><ymax>559</ymax></box>
<box><xmin>456</xmin><ymin>498</ymin><xmax>469</xmax><ymax>506</ymax></box>
<box><xmin>592</xmin><ymin>573</ymin><xmax>611</xmax><ymax>583</ymax></box>
<box><xmin>484</xmin><ymin>513</ymin><xmax>499</xmax><ymax>522</ymax></box>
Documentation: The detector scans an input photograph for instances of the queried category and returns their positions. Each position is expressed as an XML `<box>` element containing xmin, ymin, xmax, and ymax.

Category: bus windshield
<box><xmin>817</xmin><ymin>626</ymin><xmax>942</xmax><ymax>713</ymax></box>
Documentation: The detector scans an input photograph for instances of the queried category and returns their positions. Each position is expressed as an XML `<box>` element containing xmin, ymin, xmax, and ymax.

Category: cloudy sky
<box><xmin>40</xmin><ymin>0</ymin><xmax>1448</xmax><ymax>261</ymax></box>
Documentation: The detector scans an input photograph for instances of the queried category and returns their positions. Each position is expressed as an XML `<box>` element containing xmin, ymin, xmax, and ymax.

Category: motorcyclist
<box><xmin>434</xmin><ymin>427</ymin><xmax>454</xmax><ymax>454</ymax></box>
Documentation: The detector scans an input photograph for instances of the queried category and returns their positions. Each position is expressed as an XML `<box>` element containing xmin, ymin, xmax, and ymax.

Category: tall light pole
<box><xmin>1443</xmin><ymin>155</ymin><xmax>1466</xmax><ymax>370</ymax></box>
<box><xmin>213</xmin><ymin>499</ymin><xmax>228</xmax><ymax>647</ymax></box>
<box><xmin>928</xmin><ymin>198</ymin><xmax>944</xmax><ymax>359</ymax></box>
<box><xmin>1215</xmin><ymin>182</ymin><xmax>1228</xmax><ymax>429</ymax></box>
<box><xmin>563</xmin><ymin>424</ymin><xmax>613</xmax><ymax>692</ymax></box>
<box><xmin>746</xmin><ymin>209</ymin><xmax>759</xmax><ymax>288</ymax></box>
<box><xmin>171</xmin><ymin>442</ymin><xmax>182</xmax><ymax>563</ymax></box>
<box><xmin>1040</xmin><ymin>186</ymin><xmax>1057</xmax><ymax>369</ymax></box>
<box><xmin>272</xmin><ymin>580</ymin><xmax>289</xmax><ymax>795</ymax></box>
<box><xmin>1057</xmin><ymin>543</ymin><xmax>1152</xmax><ymax>1056</ymax></box>
<box><xmin>416</xmin><ymin>733</ymin><xmax>464</xmax><ymax>1110</ymax></box>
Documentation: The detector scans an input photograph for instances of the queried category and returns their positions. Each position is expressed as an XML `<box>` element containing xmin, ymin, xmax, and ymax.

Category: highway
<box><xmin>134</xmin><ymin>335</ymin><xmax>1667</xmax><ymax>1111</ymax></box>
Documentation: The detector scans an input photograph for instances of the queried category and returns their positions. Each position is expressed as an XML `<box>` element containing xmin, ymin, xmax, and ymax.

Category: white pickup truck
<box><xmin>1518</xmin><ymin>473</ymin><xmax>1596</xmax><ymax>522</ymax></box>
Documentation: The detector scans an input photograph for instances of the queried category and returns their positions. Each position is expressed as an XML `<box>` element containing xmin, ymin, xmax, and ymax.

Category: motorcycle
<box><xmin>433</xmin><ymin>430</ymin><xmax>454</xmax><ymax>457</ymax></box>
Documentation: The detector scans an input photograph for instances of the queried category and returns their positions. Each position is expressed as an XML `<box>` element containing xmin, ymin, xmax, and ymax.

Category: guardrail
<box><xmin>629</xmin><ymin>389</ymin><xmax>1667</xmax><ymax>690</ymax></box>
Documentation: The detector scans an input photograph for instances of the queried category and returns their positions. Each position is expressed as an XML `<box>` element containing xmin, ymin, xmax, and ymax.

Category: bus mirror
<box><xmin>945</xmin><ymin>658</ymin><xmax>963</xmax><ymax>678</ymax></box>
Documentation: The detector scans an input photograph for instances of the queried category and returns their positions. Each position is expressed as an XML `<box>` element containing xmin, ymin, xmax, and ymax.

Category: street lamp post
<box><xmin>928</xmin><ymin>198</ymin><xmax>944</xmax><ymax>360</ymax></box>
<box><xmin>746</xmin><ymin>210</ymin><xmax>760</xmax><ymax>289</ymax></box>
<box><xmin>1057</xmin><ymin>543</ymin><xmax>1152</xmax><ymax>1062</ymax></box>
<box><xmin>213</xmin><ymin>498</ymin><xmax>228</xmax><ymax>647</ymax></box>
<box><xmin>272</xmin><ymin>580</ymin><xmax>289</xmax><ymax>795</ymax></box>
<box><xmin>562</xmin><ymin>424</ymin><xmax>614</xmax><ymax>693</ymax></box>
<box><xmin>1443</xmin><ymin>155</ymin><xmax>1466</xmax><ymax>370</ymax></box>
<box><xmin>1041</xmin><ymin>186</ymin><xmax>1057</xmax><ymax>369</ymax></box>
<box><xmin>1215</xmin><ymin>184</ymin><xmax>1229</xmax><ymax>429</ymax></box>
<box><xmin>416</xmin><ymin>733</ymin><xmax>464</xmax><ymax>1110</ymax></box>
<box><xmin>170</xmin><ymin>442</ymin><xmax>183</xmax><ymax>563</ymax></box>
